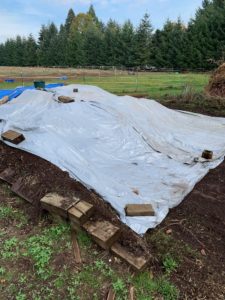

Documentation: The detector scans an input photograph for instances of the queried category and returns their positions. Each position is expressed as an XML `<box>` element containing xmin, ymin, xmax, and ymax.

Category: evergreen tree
<box><xmin>24</xmin><ymin>34</ymin><xmax>37</xmax><ymax>66</ymax></box>
<box><xmin>120</xmin><ymin>20</ymin><xmax>136</xmax><ymax>67</ymax></box>
<box><xmin>135</xmin><ymin>13</ymin><xmax>153</xmax><ymax>66</ymax></box>
<box><xmin>103</xmin><ymin>19</ymin><xmax>123</xmax><ymax>66</ymax></box>
<box><xmin>65</xmin><ymin>8</ymin><xmax>75</xmax><ymax>33</ymax></box>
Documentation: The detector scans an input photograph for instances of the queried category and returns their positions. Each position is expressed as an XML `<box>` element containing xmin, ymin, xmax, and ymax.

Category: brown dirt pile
<box><xmin>206</xmin><ymin>63</ymin><xmax>225</xmax><ymax>97</ymax></box>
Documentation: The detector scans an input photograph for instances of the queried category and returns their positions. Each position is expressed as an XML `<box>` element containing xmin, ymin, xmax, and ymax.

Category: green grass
<box><xmin>0</xmin><ymin>72</ymin><xmax>209</xmax><ymax>99</ymax></box>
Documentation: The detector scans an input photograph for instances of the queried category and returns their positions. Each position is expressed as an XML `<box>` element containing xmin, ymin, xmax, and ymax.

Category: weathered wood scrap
<box><xmin>71</xmin><ymin>230</ymin><xmax>82</xmax><ymax>264</ymax></box>
<box><xmin>0</xmin><ymin>168</ymin><xmax>15</xmax><ymax>185</ymax></box>
<box><xmin>106</xmin><ymin>287</ymin><xmax>116</xmax><ymax>300</ymax></box>
<box><xmin>40</xmin><ymin>193</ymin><xmax>75</xmax><ymax>218</ymax></box>
<box><xmin>1</xmin><ymin>130</ymin><xmax>25</xmax><ymax>145</ymax></box>
<box><xmin>68</xmin><ymin>200</ymin><xmax>94</xmax><ymax>229</ymax></box>
<box><xmin>125</xmin><ymin>204</ymin><xmax>155</xmax><ymax>217</ymax></box>
<box><xmin>83</xmin><ymin>220</ymin><xmax>121</xmax><ymax>250</ymax></box>
<box><xmin>111</xmin><ymin>243</ymin><xmax>149</xmax><ymax>271</ymax></box>
<box><xmin>202</xmin><ymin>150</ymin><xmax>213</xmax><ymax>160</ymax></box>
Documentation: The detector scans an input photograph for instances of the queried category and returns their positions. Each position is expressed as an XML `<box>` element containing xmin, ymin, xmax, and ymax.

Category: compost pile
<box><xmin>207</xmin><ymin>63</ymin><xmax>225</xmax><ymax>97</ymax></box>
<box><xmin>1</xmin><ymin>85</ymin><xmax>225</xmax><ymax>234</ymax></box>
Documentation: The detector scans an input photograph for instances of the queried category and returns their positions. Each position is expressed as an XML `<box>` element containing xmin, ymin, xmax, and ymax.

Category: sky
<box><xmin>0</xmin><ymin>0</ymin><xmax>204</xmax><ymax>43</ymax></box>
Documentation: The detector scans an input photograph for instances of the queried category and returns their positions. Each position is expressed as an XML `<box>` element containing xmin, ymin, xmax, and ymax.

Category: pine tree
<box><xmin>135</xmin><ymin>13</ymin><xmax>153</xmax><ymax>67</ymax></box>
<box><xmin>120</xmin><ymin>20</ymin><xmax>136</xmax><ymax>67</ymax></box>
<box><xmin>65</xmin><ymin>9</ymin><xmax>75</xmax><ymax>33</ymax></box>
<box><xmin>24</xmin><ymin>34</ymin><xmax>38</xmax><ymax>66</ymax></box>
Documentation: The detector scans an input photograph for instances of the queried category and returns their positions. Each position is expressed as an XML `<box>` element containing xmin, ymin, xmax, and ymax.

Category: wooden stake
<box><xmin>106</xmin><ymin>287</ymin><xmax>116</xmax><ymax>300</ymax></box>
<box><xmin>129</xmin><ymin>286</ymin><xmax>135</xmax><ymax>300</ymax></box>
<box><xmin>71</xmin><ymin>230</ymin><xmax>82</xmax><ymax>264</ymax></box>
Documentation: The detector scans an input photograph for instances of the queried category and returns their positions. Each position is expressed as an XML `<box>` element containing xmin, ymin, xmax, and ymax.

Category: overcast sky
<box><xmin>0</xmin><ymin>0</ymin><xmax>203</xmax><ymax>43</ymax></box>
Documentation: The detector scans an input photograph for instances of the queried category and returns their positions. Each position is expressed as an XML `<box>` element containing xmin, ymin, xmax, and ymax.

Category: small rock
<box><xmin>201</xmin><ymin>249</ymin><xmax>206</xmax><ymax>256</ymax></box>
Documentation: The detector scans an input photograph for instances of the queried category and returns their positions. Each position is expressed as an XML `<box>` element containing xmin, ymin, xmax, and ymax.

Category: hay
<box><xmin>206</xmin><ymin>63</ymin><xmax>225</xmax><ymax>98</ymax></box>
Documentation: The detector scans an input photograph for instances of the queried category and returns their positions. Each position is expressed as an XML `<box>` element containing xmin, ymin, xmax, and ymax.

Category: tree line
<box><xmin>0</xmin><ymin>0</ymin><xmax>224</xmax><ymax>70</ymax></box>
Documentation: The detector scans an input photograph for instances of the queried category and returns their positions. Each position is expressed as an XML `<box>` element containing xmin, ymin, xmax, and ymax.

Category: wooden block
<box><xmin>71</xmin><ymin>230</ymin><xmax>82</xmax><ymax>264</ymax></box>
<box><xmin>125</xmin><ymin>204</ymin><xmax>155</xmax><ymax>217</ymax></box>
<box><xmin>58</xmin><ymin>96</ymin><xmax>74</xmax><ymax>103</ymax></box>
<box><xmin>1</xmin><ymin>130</ymin><xmax>25</xmax><ymax>145</ymax></box>
<box><xmin>83</xmin><ymin>220</ymin><xmax>121</xmax><ymax>250</ymax></box>
<box><xmin>111</xmin><ymin>243</ymin><xmax>148</xmax><ymax>271</ymax></box>
<box><xmin>68</xmin><ymin>201</ymin><xmax>94</xmax><ymax>226</ymax></box>
<box><xmin>202</xmin><ymin>150</ymin><xmax>213</xmax><ymax>160</ymax></box>
<box><xmin>40</xmin><ymin>193</ymin><xmax>75</xmax><ymax>218</ymax></box>
<box><xmin>0</xmin><ymin>168</ymin><xmax>15</xmax><ymax>185</ymax></box>
<box><xmin>106</xmin><ymin>288</ymin><xmax>116</xmax><ymax>300</ymax></box>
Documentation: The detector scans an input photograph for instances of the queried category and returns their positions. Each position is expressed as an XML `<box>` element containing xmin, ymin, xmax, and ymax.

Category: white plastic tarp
<box><xmin>0</xmin><ymin>85</ymin><xmax>225</xmax><ymax>234</ymax></box>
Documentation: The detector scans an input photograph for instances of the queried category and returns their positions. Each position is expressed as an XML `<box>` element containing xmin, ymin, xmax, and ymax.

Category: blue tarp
<box><xmin>0</xmin><ymin>83</ymin><xmax>64</xmax><ymax>101</ymax></box>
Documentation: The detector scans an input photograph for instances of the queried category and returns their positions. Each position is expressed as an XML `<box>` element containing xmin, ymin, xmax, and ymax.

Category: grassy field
<box><xmin>0</xmin><ymin>68</ymin><xmax>210</xmax><ymax>99</ymax></box>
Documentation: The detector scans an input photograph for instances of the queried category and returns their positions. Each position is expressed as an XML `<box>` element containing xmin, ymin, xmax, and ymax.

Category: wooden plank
<box><xmin>83</xmin><ymin>220</ymin><xmax>121</xmax><ymax>250</ymax></box>
<box><xmin>58</xmin><ymin>96</ymin><xmax>74</xmax><ymax>103</ymax></box>
<box><xmin>11</xmin><ymin>177</ymin><xmax>38</xmax><ymax>204</ymax></box>
<box><xmin>106</xmin><ymin>288</ymin><xmax>116</xmax><ymax>300</ymax></box>
<box><xmin>129</xmin><ymin>286</ymin><xmax>135</xmax><ymax>300</ymax></box>
<box><xmin>125</xmin><ymin>204</ymin><xmax>155</xmax><ymax>217</ymax></box>
<box><xmin>111</xmin><ymin>243</ymin><xmax>149</xmax><ymax>271</ymax></box>
<box><xmin>40</xmin><ymin>193</ymin><xmax>75</xmax><ymax>218</ymax></box>
<box><xmin>1</xmin><ymin>130</ymin><xmax>25</xmax><ymax>145</ymax></box>
<box><xmin>0</xmin><ymin>168</ymin><xmax>15</xmax><ymax>185</ymax></box>
<box><xmin>68</xmin><ymin>200</ymin><xmax>94</xmax><ymax>227</ymax></box>
<box><xmin>202</xmin><ymin>150</ymin><xmax>213</xmax><ymax>160</ymax></box>
<box><xmin>71</xmin><ymin>230</ymin><xmax>82</xmax><ymax>264</ymax></box>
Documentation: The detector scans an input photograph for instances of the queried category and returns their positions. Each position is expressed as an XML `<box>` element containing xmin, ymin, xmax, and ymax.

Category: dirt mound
<box><xmin>206</xmin><ymin>63</ymin><xmax>225</xmax><ymax>97</ymax></box>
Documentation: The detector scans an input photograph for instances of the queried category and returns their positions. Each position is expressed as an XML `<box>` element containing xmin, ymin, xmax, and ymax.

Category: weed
<box><xmin>133</xmin><ymin>272</ymin><xmax>157</xmax><ymax>299</ymax></box>
<box><xmin>1</xmin><ymin>237</ymin><xmax>19</xmax><ymax>259</ymax></box>
<box><xmin>113</xmin><ymin>278</ymin><xmax>127</xmax><ymax>298</ymax></box>
<box><xmin>77</xmin><ymin>230</ymin><xmax>92</xmax><ymax>248</ymax></box>
<box><xmin>157</xmin><ymin>278</ymin><xmax>179</xmax><ymax>300</ymax></box>
<box><xmin>0</xmin><ymin>266</ymin><xmax>6</xmax><ymax>275</ymax></box>
<box><xmin>15</xmin><ymin>291</ymin><xmax>26</xmax><ymax>300</ymax></box>
<box><xmin>20</xmin><ymin>224</ymin><xmax>69</xmax><ymax>279</ymax></box>
<box><xmin>19</xmin><ymin>274</ymin><xmax>27</xmax><ymax>284</ymax></box>
<box><xmin>0</xmin><ymin>205</ymin><xmax>28</xmax><ymax>226</ymax></box>
<box><xmin>0</xmin><ymin>206</ymin><xmax>14</xmax><ymax>219</ymax></box>
<box><xmin>163</xmin><ymin>256</ymin><xmax>178</xmax><ymax>274</ymax></box>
